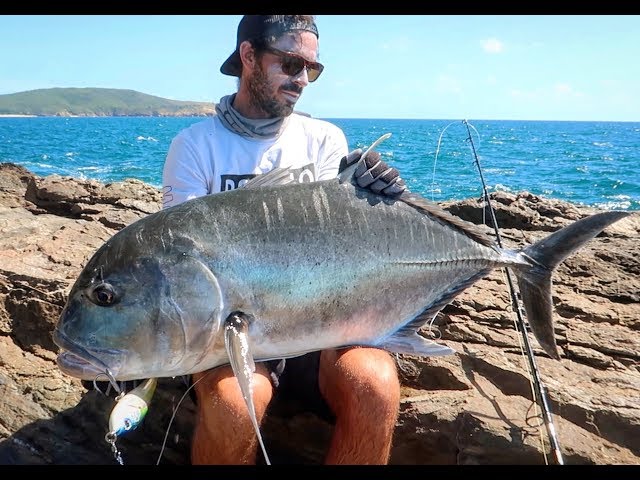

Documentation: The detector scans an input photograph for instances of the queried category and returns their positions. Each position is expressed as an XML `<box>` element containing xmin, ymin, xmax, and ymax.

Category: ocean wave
<box><xmin>2</xmin><ymin>117</ymin><xmax>638</xmax><ymax>211</ymax></box>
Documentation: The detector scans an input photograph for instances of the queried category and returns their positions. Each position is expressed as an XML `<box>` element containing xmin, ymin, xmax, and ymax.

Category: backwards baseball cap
<box><xmin>220</xmin><ymin>15</ymin><xmax>319</xmax><ymax>77</ymax></box>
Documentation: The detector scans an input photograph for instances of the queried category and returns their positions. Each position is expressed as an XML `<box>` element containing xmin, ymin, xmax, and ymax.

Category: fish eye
<box><xmin>91</xmin><ymin>283</ymin><xmax>118</xmax><ymax>306</ymax></box>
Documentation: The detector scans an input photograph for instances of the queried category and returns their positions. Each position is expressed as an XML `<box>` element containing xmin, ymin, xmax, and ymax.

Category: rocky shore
<box><xmin>0</xmin><ymin>162</ymin><xmax>638</xmax><ymax>465</ymax></box>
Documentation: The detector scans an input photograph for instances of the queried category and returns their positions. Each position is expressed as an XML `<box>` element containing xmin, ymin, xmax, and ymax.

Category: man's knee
<box><xmin>319</xmin><ymin>347</ymin><xmax>400</xmax><ymax>415</ymax></box>
<box><xmin>190</xmin><ymin>364</ymin><xmax>274</xmax><ymax>465</ymax></box>
<box><xmin>192</xmin><ymin>364</ymin><xmax>274</xmax><ymax>418</ymax></box>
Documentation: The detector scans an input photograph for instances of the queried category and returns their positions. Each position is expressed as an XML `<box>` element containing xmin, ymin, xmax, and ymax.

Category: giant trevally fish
<box><xmin>53</xmin><ymin>153</ymin><xmax>631</xmax><ymax>379</ymax></box>
<box><xmin>53</xmin><ymin>140</ymin><xmax>630</xmax><ymax>461</ymax></box>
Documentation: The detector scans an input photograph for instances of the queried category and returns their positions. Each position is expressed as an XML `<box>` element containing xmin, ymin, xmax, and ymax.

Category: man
<box><xmin>162</xmin><ymin>15</ymin><xmax>406</xmax><ymax>465</ymax></box>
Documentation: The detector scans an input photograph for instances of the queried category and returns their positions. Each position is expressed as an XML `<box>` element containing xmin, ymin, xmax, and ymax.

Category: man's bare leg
<box><xmin>319</xmin><ymin>347</ymin><xmax>400</xmax><ymax>464</ymax></box>
<box><xmin>190</xmin><ymin>364</ymin><xmax>274</xmax><ymax>464</ymax></box>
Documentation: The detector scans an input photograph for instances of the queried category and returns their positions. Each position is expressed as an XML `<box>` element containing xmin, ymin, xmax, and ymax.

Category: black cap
<box><xmin>220</xmin><ymin>15</ymin><xmax>319</xmax><ymax>77</ymax></box>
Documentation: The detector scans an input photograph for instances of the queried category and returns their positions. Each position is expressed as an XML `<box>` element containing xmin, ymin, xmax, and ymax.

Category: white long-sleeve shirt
<box><xmin>162</xmin><ymin>114</ymin><xmax>348</xmax><ymax>209</ymax></box>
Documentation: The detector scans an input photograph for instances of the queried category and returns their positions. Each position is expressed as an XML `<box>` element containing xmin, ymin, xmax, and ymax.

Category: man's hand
<box><xmin>339</xmin><ymin>148</ymin><xmax>408</xmax><ymax>196</ymax></box>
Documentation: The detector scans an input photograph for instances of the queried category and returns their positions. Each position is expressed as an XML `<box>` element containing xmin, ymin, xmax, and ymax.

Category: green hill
<box><xmin>0</xmin><ymin>87</ymin><xmax>216</xmax><ymax>117</ymax></box>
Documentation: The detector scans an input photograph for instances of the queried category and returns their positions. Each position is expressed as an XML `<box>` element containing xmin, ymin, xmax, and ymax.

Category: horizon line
<box><xmin>1</xmin><ymin>114</ymin><xmax>639</xmax><ymax>123</ymax></box>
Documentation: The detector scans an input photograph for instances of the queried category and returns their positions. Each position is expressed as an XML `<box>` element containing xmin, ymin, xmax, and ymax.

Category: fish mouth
<box><xmin>52</xmin><ymin>329</ymin><xmax>125</xmax><ymax>381</ymax></box>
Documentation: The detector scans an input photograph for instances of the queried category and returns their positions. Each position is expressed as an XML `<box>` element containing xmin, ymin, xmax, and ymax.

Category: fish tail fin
<box><xmin>515</xmin><ymin>211</ymin><xmax>630</xmax><ymax>359</ymax></box>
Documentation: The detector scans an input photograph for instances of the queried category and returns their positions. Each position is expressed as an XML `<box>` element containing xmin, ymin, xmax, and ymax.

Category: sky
<box><xmin>1</xmin><ymin>15</ymin><xmax>639</xmax><ymax>121</ymax></box>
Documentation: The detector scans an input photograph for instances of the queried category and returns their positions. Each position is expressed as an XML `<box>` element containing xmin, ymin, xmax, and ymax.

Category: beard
<box><xmin>247</xmin><ymin>63</ymin><xmax>297</xmax><ymax>118</ymax></box>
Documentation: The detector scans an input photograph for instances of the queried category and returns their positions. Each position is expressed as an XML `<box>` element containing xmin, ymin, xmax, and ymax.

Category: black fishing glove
<box><xmin>339</xmin><ymin>148</ymin><xmax>408</xmax><ymax>196</ymax></box>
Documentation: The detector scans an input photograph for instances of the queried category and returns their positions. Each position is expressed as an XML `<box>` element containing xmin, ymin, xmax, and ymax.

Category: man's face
<box><xmin>246</xmin><ymin>31</ymin><xmax>320</xmax><ymax>117</ymax></box>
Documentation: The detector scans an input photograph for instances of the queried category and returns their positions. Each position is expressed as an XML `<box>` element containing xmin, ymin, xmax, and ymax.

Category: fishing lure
<box><xmin>104</xmin><ymin>377</ymin><xmax>157</xmax><ymax>464</ymax></box>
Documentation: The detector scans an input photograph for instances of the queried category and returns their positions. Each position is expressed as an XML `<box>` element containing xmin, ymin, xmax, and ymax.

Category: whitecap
<box><xmin>493</xmin><ymin>183</ymin><xmax>512</xmax><ymax>192</ymax></box>
<box><xmin>595</xmin><ymin>200</ymin><xmax>631</xmax><ymax>210</ymax></box>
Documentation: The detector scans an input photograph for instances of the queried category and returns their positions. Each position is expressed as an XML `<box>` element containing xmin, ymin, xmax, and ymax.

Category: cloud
<box><xmin>554</xmin><ymin>83</ymin><xmax>584</xmax><ymax>98</ymax></box>
<box><xmin>435</xmin><ymin>74</ymin><xmax>463</xmax><ymax>95</ymax></box>
<box><xmin>481</xmin><ymin>38</ymin><xmax>504</xmax><ymax>54</ymax></box>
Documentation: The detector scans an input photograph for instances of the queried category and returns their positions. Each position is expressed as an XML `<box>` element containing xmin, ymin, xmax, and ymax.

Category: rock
<box><xmin>0</xmin><ymin>162</ymin><xmax>638</xmax><ymax>464</ymax></box>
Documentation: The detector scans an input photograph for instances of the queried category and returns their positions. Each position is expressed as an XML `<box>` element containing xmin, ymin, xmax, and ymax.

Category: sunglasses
<box><xmin>262</xmin><ymin>46</ymin><xmax>324</xmax><ymax>83</ymax></box>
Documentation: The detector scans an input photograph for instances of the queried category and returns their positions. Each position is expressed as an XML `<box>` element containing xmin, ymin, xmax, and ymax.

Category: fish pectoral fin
<box><xmin>223</xmin><ymin>311</ymin><xmax>271</xmax><ymax>465</ymax></box>
<box><xmin>378</xmin><ymin>332</ymin><xmax>456</xmax><ymax>357</ymax></box>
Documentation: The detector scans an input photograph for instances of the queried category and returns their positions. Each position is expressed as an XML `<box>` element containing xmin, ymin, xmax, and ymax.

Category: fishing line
<box><xmin>431</xmin><ymin>121</ymin><xmax>481</xmax><ymax>203</ymax></box>
<box><xmin>156</xmin><ymin>374</ymin><xmax>206</xmax><ymax>465</ymax></box>
<box><xmin>498</xmin><ymin>267</ymin><xmax>550</xmax><ymax>464</ymax></box>
<box><xmin>461</xmin><ymin>119</ymin><xmax>564</xmax><ymax>465</ymax></box>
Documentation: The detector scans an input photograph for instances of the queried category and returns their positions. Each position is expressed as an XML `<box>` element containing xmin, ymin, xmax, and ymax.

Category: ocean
<box><xmin>0</xmin><ymin>116</ymin><xmax>638</xmax><ymax>211</ymax></box>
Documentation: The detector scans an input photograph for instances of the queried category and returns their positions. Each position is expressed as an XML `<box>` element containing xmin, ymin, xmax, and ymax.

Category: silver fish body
<box><xmin>53</xmin><ymin>167</ymin><xmax>630</xmax><ymax>381</ymax></box>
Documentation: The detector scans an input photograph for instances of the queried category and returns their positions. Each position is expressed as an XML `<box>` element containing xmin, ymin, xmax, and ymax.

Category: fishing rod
<box><xmin>462</xmin><ymin>119</ymin><xmax>564</xmax><ymax>465</ymax></box>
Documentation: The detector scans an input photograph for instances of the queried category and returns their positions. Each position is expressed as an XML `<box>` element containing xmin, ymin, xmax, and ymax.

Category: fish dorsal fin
<box><xmin>337</xmin><ymin>160</ymin><xmax>358</xmax><ymax>184</ymax></box>
<box><xmin>398</xmin><ymin>193</ymin><xmax>497</xmax><ymax>248</ymax></box>
<box><xmin>242</xmin><ymin>167</ymin><xmax>294</xmax><ymax>189</ymax></box>
<box><xmin>337</xmin><ymin>133</ymin><xmax>392</xmax><ymax>185</ymax></box>
<box><xmin>336</xmin><ymin>133</ymin><xmax>494</xmax><ymax>249</ymax></box>
<box><xmin>338</xmin><ymin>133</ymin><xmax>495</xmax><ymax>248</ymax></box>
